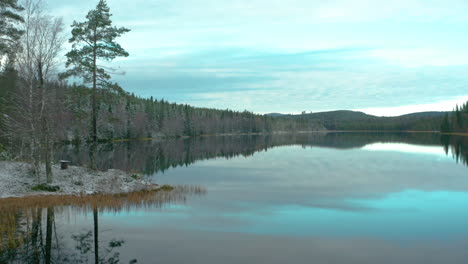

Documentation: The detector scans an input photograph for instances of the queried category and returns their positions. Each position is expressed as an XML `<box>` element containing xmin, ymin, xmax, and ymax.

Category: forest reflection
<box><xmin>0</xmin><ymin>186</ymin><xmax>206</xmax><ymax>263</ymax></box>
<box><xmin>56</xmin><ymin>133</ymin><xmax>468</xmax><ymax>174</ymax></box>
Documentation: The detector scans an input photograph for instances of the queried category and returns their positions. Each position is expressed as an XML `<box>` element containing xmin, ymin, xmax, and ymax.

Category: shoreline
<box><xmin>110</xmin><ymin>130</ymin><xmax>468</xmax><ymax>143</ymax></box>
<box><xmin>440</xmin><ymin>132</ymin><xmax>468</xmax><ymax>137</ymax></box>
<box><xmin>97</xmin><ymin>130</ymin><xmax>455</xmax><ymax>143</ymax></box>
<box><xmin>107</xmin><ymin>130</ymin><xmax>329</xmax><ymax>142</ymax></box>
<box><xmin>0</xmin><ymin>161</ymin><xmax>158</xmax><ymax>199</ymax></box>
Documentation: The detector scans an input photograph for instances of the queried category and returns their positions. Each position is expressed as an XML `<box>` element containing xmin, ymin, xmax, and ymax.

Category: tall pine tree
<box><xmin>62</xmin><ymin>0</ymin><xmax>130</xmax><ymax>142</ymax></box>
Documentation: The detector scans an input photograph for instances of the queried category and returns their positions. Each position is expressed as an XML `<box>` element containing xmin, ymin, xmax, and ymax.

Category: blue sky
<box><xmin>47</xmin><ymin>0</ymin><xmax>468</xmax><ymax>116</ymax></box>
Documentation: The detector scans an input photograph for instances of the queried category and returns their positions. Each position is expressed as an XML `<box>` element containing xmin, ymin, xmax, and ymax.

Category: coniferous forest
<box><xmin>2</xmin><ymin>1</ymin><xmax>468</xmax><ymax>263</ymax></box>
<box><xmin>0</xmin><ymin>0</ymin><xmax>323</xmax><ymax>176</ymax></box>
<box><xmin>440</xmin><ymin>102</ymin><xmax>468</xmax><ymax>134</ymax></box>
<box><xmin>0</xmin><ymin>0</ymin><xmax>466</xmax><ymax>178</ymax></box>
<box><xmin>0</xmin><ymin>78</ymin><xmax>325</xmax><ymax>143</ymax></box>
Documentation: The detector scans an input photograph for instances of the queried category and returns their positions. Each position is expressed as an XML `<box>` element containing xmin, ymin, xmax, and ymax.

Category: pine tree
<box><xmin>62</xmin><ymin>0</ymin><xmax>130</xmax><ymax>143</ymax></box>
<box><xmin>441</xmin><ymin>113</ymin><xmax>451</xmax><ymax>133</ymax></box>
<box><xmin>456</xmin><ymin>105</ymin><xmax>463</xmax><ymax>128</ymax></box>
<box><xmin>0</xmin><ymin>0</ymin><xmax>24</xmax><ymax>56</ymax></box>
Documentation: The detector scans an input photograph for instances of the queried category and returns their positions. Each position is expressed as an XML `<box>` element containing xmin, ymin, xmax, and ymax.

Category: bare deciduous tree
<box><xmin>12</xmin><ymin>0</ymin><xmax>65</xmax><ymax>183</ymax></box>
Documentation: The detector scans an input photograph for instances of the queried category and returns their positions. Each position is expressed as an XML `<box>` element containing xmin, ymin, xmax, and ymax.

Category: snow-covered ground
<box><xmin>0</xmin><ymin>161</ymin><xmax>157</xmax><ymax>198</ymax></box>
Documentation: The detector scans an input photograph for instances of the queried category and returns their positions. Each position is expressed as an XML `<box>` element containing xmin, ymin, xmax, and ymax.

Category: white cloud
<box><xmin>45</xmin><ymin>0</ymin><xmax>468</xmax><ymax>113</ymax></box>
<box><xmin>356</xmin><ymin>96</ymin><xmax>468</xmax><ymax>116</ymax></box>
<box><xmin>369</xmin><ymin>48</ymin><xmax>468</xmax><ymax>67</ymax></box>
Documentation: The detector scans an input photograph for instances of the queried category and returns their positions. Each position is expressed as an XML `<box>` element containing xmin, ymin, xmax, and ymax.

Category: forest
<box><xmin>0</xmin><ymin>0</ymin><xmax>323</xmax><ymax>184</ymax></box>
<box><xmin>0</xmin><ymin>0</ymin><xmax>323</xmax><ymax>144</ymax></box>
<box><xmin>0</xmin><ymin>0</ymin><xmax>466</xmax><ymax>187</ymax></box>
<box><xmin>440</xmin><ymin>102</ymin><xmax>468</xmax><ymax>134</ymax></box>
<box><xmin>273</xmin><ymin>110</ymin><xmax>450</xmax><ymax>131</ymax></box>
<box><xmin>0</xmin><ymin>77</ymin><xmax>325</xmax><ymax>143</ymax></box>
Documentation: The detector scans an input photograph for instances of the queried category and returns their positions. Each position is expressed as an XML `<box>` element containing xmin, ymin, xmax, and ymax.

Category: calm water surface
<box><xmin>1</xmin><ymin>132</ymin><xmax>468</xmax><ymax>263</ymax></box>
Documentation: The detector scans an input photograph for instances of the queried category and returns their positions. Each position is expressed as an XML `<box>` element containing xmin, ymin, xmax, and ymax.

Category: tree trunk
<box><xmin>38</xmin><ymin>60</ymin><xmax>53</xmax><ymax>183</ymax></box>
<box><xmin>31</xmin><ymin>136</ymin><xmax>40</xmax><ymax>184</ymax></box>
<box><xmin>45</xmin><ymin>125</ymin><xmax>53</xmax><ymax>183</ymax></box>
<box><xmin>90</xmin><ymin>33</ymin><xmax>98</xmax><ymax>170</ymax></box>
<box><xmin>31</xmin><ymin>208</ymin><xmax>42</xmax><ymax>264</ymax></box>
<box><xmin>89</xmin><ymin>142</ymin><xmax>97</xmax><ymax>171</ymax></box>
<box><xmin>29</xmin><ymin>81</ymin><xmax>40</xmax><ymax>182</ymax></box>
<box><xmin>93</xmin><ymin>207</ymin><xmax>99</xmax><ymax>264</ymax></box>
<box><xmin>45</xmin><ymin>207</ymin><xmax>54</xmax><ymax>264</ymax></box>
<box><xmin>92</xmin><ymin>34</ymin><xmax>98</xmax><ymax>144</ymax></box>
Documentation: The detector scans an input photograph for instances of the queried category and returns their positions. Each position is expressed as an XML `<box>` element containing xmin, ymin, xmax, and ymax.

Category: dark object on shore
<box><xmin>31</xmin><ymin>184</ymin><xmax>60</xmax><ymax>192</ymax></box>
<box><xmin>60</xmin><ymin>160</ymin><xmax>70</xmax><ymax>170</ymax></box>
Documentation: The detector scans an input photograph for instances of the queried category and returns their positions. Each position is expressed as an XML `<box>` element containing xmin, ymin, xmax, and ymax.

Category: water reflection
<box><xmin>441</xmin><ymin>135</ymin><xmax>468</xmax><ymax>166</ymax></box>
<box><xmin>55</xmin><ymin>133</ymin><xmax>468</xmax><ymax>174</ymax></box>
<box><xmin>3</xmin><ymin>133</ymin><xmax>468</xmax><ymax>264</ymax></box>
<box><xmin>0</xmin><ymin>186</ymin><xmax>205</xmax><ymax>263</ymax></box>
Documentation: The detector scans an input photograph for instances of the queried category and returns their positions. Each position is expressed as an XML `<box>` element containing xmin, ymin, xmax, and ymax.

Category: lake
<box><xmin>1</xmin><ymin>132</ymin><xmax>468</xmax><ymax>263</ymax></box>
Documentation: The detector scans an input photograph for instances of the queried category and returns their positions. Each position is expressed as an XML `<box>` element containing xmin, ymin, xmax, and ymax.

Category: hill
<box><xmin>270</xmin><ymin>110</ymin><xmax>448</xmax><ymax>131</ymax></box>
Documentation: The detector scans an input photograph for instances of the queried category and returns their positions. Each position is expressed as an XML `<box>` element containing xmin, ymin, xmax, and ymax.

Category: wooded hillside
<box><xmin>271</xmin><ymin>110</ymin><xmax>447</xmax><ymax>131</ymax></box>
<box><xmin>0</xmin><ymin>75</ymin><xmax>325</xmax><ymax>143</ymax></box>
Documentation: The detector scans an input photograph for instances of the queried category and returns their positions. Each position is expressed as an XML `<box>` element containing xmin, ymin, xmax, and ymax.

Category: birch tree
<box><xmin>14</xmin><ymin>0</ymin><xmax>65</xmax><ymax>182</ymax></box>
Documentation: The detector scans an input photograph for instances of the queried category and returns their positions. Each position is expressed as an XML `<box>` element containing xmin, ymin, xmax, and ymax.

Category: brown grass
<box><xmin>0</xmin><ymin>185</ymin><xmax>206</xmax><ymax>212</ymax></box>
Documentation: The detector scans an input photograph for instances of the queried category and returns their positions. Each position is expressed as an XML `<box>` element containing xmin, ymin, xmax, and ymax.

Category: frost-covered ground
<box><xmin>0</xmin><ymin>161</ymin><xmax>157</xmax><ymax>198</ymax></box>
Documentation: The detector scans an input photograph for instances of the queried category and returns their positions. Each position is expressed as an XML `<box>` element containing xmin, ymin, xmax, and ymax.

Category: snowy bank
<box><xmin>0</xmin><ymin>161</ymin><xmax>157</xmax><ymax>198</ymax></box>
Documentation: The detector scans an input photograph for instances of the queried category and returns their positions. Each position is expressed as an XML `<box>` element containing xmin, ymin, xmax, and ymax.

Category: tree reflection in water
<box><xmin>55</xmin><ymin>133</ymin><xmax>468</xmax><ymax>175</ymax></box>
<box><xmin>0</xmin><ymin>186</ymin><xmax>205</xmax><ymax>263</ymax></box>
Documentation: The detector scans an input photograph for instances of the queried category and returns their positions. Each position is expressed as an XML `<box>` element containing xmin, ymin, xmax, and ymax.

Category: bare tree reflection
<box><xmin>0</xmin><ymin>186</ymin><xmax>206</xmax><ymax>263</ymax></box>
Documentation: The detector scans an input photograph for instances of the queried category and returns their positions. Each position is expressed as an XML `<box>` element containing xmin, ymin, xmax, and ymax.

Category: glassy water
<box><xmin>2</xmin><ymin>132</ymin><xmax>468</xmax><ymax>264</ymax></box>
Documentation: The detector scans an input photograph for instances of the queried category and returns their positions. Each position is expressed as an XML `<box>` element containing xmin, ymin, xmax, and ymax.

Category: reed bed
<box><xmin>0</xmin><ymin>185</ymin><xmax>206</xmax><ymax>253</ymax></box>
<box><xmin>0</xmin><ymin>185</ymin><xmax>205</xmax><ymax>212</ymax></box>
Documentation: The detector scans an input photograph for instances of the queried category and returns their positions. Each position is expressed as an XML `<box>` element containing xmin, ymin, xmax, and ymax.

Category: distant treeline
<box><xmin>273</xmin><ymin>110</ymin><xmax>448</xmax><ymax>131</ymax></box>
<box><xmin>441</xmin><ymin>102</ymin><xmax>468</xmax><ymax>134</ymax></box>
<box><xmin>0</xmin><ymin>71</ymin><xmax>325</xmax><ymax>143</ymax></box>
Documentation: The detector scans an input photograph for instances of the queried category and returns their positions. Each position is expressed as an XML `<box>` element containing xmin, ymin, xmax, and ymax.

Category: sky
<box><xmin>46</xmin><ymin>0</ymin><xmax>468</xmax><ymax>116</ymax></box>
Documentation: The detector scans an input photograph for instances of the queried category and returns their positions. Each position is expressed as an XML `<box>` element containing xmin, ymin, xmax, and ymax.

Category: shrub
<box><xmin>130</xmin><ymin>174</ymin><xmax>141</xmax><ymax>180</ymax></box>
<box><xmin>74</xmin><ymin>181</ymin><xmax>84</xmax><ymax>186</ymax></box>
<box><xmin>31</xmin><ymin>184</ymin><xmax>60</xmax><ymax>192</ymax></box>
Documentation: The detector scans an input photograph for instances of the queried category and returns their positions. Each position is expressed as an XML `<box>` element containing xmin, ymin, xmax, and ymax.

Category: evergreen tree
<box><xmin>0</xmin><ymin>56</ymin><xmax>17</xmax><ymax>135</ymax></box>
<box><xmin>62</xmin><ymin>0</ymin><xmax>130</xmax><ymax>142</ymax></box>
<box><xmin>441</xmin><ymin>113</ymin><xmax>451</xmax><ymax>133</ymax></box>
<box><xmin>455</xmin><ymin>105</ymin><xmax>463</xmax><ymax>128</ymax></box>
<box><xmin>0</xmin><ymin>0</ymin><xmax>24</xmax><ymax>56</ymax></box>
